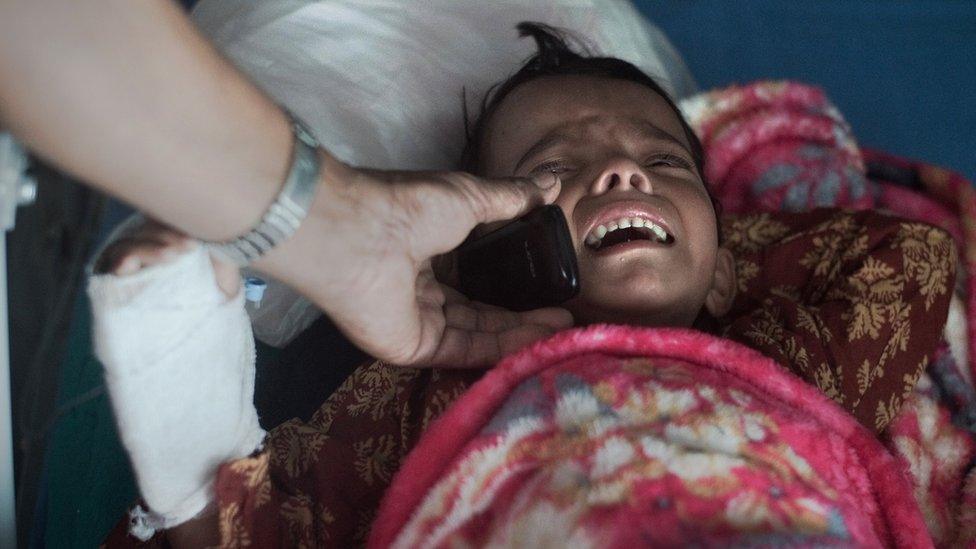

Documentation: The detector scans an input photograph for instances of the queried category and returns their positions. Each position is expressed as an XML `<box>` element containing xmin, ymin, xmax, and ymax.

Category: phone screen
<box><xmin>456</xmin><ymin>205</ymin><xmax>579</xmax><ymax>311</ymax></box>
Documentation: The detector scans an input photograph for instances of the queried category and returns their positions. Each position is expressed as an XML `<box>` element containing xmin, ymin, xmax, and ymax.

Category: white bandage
<box><xmin>88</xmin><ymin>242</ymin><xmax>265</xmax><ymax>536</ymax></box>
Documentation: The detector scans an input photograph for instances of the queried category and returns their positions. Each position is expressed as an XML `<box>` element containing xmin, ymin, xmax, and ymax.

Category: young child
<box><xmin>93</xmin><ymin>23</ymin><xmax>953</xmax><ymax>547</ymax></box>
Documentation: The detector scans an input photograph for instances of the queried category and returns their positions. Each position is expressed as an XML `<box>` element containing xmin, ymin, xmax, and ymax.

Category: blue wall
<box><xmin>635</xmin><ymin>0</ymin><xmax>976</xmax><ymax>183</ymax></box>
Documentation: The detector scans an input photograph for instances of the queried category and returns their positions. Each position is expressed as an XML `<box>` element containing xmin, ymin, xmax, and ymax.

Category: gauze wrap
<box><xmin>88</xmin><ymin>242</ymin><xmax>264</xmax><ymax>536</ymax></box>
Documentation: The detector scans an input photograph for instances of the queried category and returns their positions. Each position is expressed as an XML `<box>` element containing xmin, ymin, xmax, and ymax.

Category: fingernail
<box><xmin>531</xmin><ymin>173</ymin><xmax>559</xmax><ymax>190</ymax></box>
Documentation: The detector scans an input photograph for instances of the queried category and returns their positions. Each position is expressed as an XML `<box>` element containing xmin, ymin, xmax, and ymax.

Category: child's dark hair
<box><xmin>460</xmin><ymin>22</ymin><xmax>722</xmax><ymax>240</ymax></box>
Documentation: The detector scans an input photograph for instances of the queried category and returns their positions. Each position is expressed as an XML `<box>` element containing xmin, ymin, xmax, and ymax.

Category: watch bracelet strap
<box><xmin>206</xmin><ymin>117</ymin><xmax>321</xmax><ymax>267</ymax></box>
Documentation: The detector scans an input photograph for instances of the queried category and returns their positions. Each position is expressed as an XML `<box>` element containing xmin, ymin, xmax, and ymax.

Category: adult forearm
<box><xmin>0</xmin><ymin>0</ymin><xmax>290</xmax><ymax>241</ymax></box>
<box><xmin>3</xmin><ymin>2</ymin><xmax>571</xmax><ymax>373</ymax></box>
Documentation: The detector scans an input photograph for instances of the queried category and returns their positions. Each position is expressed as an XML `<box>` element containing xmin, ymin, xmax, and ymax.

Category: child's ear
<box><xmin>704</xmin><ymin>247</ymin><xmax>736</xmax><ymax>318</ymax></box>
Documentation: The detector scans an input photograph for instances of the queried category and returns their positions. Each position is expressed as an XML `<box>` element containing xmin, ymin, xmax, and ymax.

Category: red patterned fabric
<box><xmin>720</xmin><ymin>209</ymin><xmax>955</xmax><ymax>432</ymax></box>
<box><xmin>865</xmin><ymin>148</ymin><xmax>976</xmax><ymax>387</ymax></box>
<box><xmin>370</xmin><ymin>327</ymin><xmax>932</xmax><ymax>548</ymax></box>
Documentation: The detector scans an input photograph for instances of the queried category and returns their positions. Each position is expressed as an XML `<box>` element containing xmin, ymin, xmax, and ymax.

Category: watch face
<box><xmin>209</xmin><ymin>119</ymin><xmax>321</xmax><ymax>267</ymax></box>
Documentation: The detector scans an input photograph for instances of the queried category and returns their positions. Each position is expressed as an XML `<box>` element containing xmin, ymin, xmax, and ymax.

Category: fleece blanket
<box><xmin>369</xmin><ymin>327</ymin><xmax>931</xmax><ymax>548</ymax></box>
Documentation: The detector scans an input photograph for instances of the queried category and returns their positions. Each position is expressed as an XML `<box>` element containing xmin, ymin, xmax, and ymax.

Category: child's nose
<box><xmin>588</xmin><ymin>157</ymin><xmax>653</xmax><ymax>196</ymax></box>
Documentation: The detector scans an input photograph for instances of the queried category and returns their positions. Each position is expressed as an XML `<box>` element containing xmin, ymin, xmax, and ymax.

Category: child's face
<box><xmin>478</xmin><ymin>75</ymin><xmax>735</xmax><ymax>327</ymax></box>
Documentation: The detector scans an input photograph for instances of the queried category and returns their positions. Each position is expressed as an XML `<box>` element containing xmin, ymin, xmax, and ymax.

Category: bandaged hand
<box><xmin>94</xmin><ymin>219</ymin><xmax>241</xmax><ymax>295</ymax></box>
<box><xmin>253</xmin><ymin>158</ymin><xmax>574</xmax><ymax>368</ymax></box>
<box><xmin>88</xmin><ymin>219</ymin><xmax>264</xmax><ymax>534</ymax></box>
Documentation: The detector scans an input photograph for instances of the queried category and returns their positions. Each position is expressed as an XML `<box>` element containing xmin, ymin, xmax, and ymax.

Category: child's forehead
<box><xmin>508</xmin><ymin>114</ymin><xmax>691</xmax><ymax>169</ymax></box>
<box><xmin>478</xmin><ymin>75</ymin><xmax>692</xmax><ymax>176</ymax></box>
<box><xmin>493</xmin><ymin>94</ymin><xmax>687</xmax><ymax>153</ymax></box>
<box><xmin>491</xmin><ymin>77</ymin><xmax>684</xmax><ymax>139</ymax></box>
<box><xmin>525</xmin><ymin>114</ymin><xmax>681</xmax><ymax>144</ymax></box>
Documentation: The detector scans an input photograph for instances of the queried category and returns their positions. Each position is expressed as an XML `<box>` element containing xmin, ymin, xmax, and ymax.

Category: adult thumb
<box><xmin>459</xmin><ymin>172</ymin><xmax>561</xmax><ymax>225</ymax></box>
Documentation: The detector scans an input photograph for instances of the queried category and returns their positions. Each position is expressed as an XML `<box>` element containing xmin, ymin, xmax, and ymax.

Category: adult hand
<box><xmin>254</xmin><ymin>151</ymin><xmax>573</xmax><ymax>368</ymax></box>
<box><xmin>0</xmin><ymin>0</ymin><xmax>573</xmax><ymax>369</ymax></box>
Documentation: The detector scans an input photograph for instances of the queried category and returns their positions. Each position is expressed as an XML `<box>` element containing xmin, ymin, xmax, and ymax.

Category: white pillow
<box><xmin>192</xmin><ymin>0</ymin><xmax>696</xmax><ymax>170</ymax></box>
<box><xmin>190</xmin><ymin>0</ymin><xmax>697</xmax><ymax>346</ymax></box>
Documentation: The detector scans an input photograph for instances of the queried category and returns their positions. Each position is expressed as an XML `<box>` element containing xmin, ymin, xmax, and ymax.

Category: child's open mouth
<box><xmin>584</xmin><ymin>216</ymin><xmax>675</xmax><ymax>252</ymax></box>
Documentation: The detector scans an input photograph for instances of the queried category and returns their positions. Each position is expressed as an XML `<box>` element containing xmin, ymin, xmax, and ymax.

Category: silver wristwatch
<box><xmin>206</xmin><ymin>117</ymin><xmax>321</xmax><ymax>267</ymax></box>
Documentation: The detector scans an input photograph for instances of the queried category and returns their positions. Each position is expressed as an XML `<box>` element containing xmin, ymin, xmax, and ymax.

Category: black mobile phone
<box><xmin>457</xmin><ymin>205</ymin><xmax>580</xmax><ymax>312</ymax></box>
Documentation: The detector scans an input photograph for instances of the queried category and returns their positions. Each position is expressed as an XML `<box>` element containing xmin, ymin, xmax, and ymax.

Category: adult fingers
<box><xmin>495</xmin><ymin>323</ymin><xmax>567</xmax><ymax>359</ymax></box>
<box><xmin>423</xmin><ymin>285</ymin><xmax>573</xmax><ymax>368</ymax></box>
<box><xmin>441</xmin><ymin>283</ymin><xmax>573</xmax><ymax>332</ymax></box>
<box><xmin>446</xmin><ymin>300</ymin><xmax>573</xmax><ymax>333</ymax></box>
<box><xmin>454</xmin><ymin>172</ymin><xmax>561</xmax><ymax>227</ymax></box>
<box><xmin>515</xmin><ymin>307</ymin><xmax>574</xmax><ymax>331</ymax></box>
<box><xmin>424</xmin><ymin>320</ymin><xmax>566</xmax><ymax>369</ymax></box>
<box><xmin>466</xmin><ymin>300</ymin><xmax>574</xmax><ymax>331</ymax></box>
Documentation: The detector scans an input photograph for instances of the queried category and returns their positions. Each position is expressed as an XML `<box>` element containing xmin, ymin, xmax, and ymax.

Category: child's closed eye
<box><xmin>644</xmin><ymin>153</ymin><xmax>693</xmax><ymax>170</ymax></box>
<box><xmin>530</xmin><ymin>160</ymin><xmax>572</xmax><ymax>176</ymax></box>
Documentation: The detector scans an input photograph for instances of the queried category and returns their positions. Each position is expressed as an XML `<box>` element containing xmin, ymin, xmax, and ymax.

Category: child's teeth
<box><xmin>649</xmin><ymin>224</ymin><xmax>667</xmax><ymax>241</ymax></box>
<box><xmin>586</xmin><ymin>217</ymin><xmax>671</xmax><ymax>249</ymax></box>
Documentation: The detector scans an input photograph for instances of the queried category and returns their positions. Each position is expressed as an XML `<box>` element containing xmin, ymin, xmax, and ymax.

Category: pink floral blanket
<box><xmin>371</xmin><ymin>327</ymin><xmax>933</xmax><ymax>548</ymax></box>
